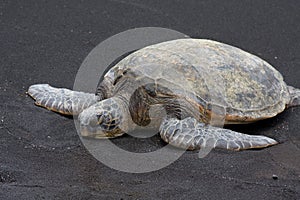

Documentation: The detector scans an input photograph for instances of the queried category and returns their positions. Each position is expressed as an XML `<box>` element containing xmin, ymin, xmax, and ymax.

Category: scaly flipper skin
<box><xmin>27</xmin><ymin>84</ymin><xmax>99</xmax><ymax>115</ymax></box>
<box><xmin>287</xmin><ymin>86</ymin><xmax>300</xmax><ymax>107</ymax></box>
<box><xmin>159</xmin><ymin>117</ymin><xmax>278</xmax><ymax>151</ymax></box>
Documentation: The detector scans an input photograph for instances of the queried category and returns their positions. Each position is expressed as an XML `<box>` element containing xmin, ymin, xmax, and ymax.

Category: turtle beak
<box><xmin>79</xmin><ymin>125</ymin><xmax>111</xmax><ymax>138</ymax></box>
<box><xmin>79</xmin><ymin>125</ymin><xmax>123</xmax><ymax>139</ymax></box>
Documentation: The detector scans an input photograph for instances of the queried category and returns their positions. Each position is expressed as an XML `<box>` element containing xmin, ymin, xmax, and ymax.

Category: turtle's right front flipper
<box><xmin>27</xmin><ymin>84</ymin><xmax>99</xmax><ymax>115</ymax></box>
<box><xmin>160</xmin><ymin>117</ymin><xmax>278</xmax><ymax>151</ymax></box>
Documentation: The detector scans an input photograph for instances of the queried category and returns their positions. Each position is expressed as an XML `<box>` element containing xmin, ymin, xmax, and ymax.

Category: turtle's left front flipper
<box><xmin>27</xmin><ymin>84</ymin><xmax>99</xmax><ymax>115</ymax></box>
<box><xmin>159</xmin><ymin>117</ymin><xmax>278</xmax><ymax>151</ymax></box>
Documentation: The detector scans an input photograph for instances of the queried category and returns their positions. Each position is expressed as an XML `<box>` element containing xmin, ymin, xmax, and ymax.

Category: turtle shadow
<box><xmin>109</xmin><ymin>132</ymin><xmax>167</xmax><ymax>153</ymax></box>
<box><xmin>58</xmin><ymin>113</ymin><xmax>73</xmax><ymax>120</ymax></box>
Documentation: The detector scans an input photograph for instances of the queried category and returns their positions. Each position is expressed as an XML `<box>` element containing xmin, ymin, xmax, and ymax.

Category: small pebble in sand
<box><xmin>272</xmin><ymin>174</ymin><xmax>278</xmax><ymax>180</ymax></box>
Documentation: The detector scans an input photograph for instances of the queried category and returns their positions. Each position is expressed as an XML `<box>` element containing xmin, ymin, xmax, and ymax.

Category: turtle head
<box><xmin>78</xmin><ymin>98</ymin><xmax>126</xmax><ymax>138</ymax></box>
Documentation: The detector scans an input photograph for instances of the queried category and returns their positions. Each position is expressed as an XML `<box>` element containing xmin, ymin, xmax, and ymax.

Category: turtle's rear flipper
<box><xmin>27</xmin><ymin>84</ymin><xmax>99</xmax><ymax>115</ymax></box>
<box><xmin>159</xmin><ymin>117</ymin><xmax>278</xmax><ymax>151</ymax></box>
<box><xmin>287</xmin><ymin>86</ymin><xmax>300</xmax><ymax>107</ymax></box>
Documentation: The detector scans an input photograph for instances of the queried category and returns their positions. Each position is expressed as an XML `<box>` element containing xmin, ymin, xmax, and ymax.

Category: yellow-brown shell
<box><xmin>104</xmin><ymin>39</ymin><xmax>290</xmax><ymax>123</ymax></box>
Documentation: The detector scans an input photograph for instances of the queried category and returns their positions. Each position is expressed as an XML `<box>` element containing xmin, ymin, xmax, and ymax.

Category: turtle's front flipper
<box><xmin>27</xmin><ymin>84</ymin><xmax>99</xmax><ymax>115</ymax></box>
<box><xmin>159</xmin><ymin>117</ymin><xmax>278</xmax><ymax>151</ymax></box>
<box><xmin>287</xmin><ymin>86</ymin><xmax>300</xmax><ymax>107</ymax></box>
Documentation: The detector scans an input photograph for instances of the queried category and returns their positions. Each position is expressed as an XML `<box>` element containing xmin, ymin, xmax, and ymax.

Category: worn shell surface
<box><xmin>102</xmin><ymin>39</ymin><xmax>290</xmax><ymax>122</ymax></box>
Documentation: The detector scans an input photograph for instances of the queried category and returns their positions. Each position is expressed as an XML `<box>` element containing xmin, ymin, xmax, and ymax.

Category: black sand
<box><xmin>1</xmin><ymin>0</ymin><xmax>299</xmax><ymax>199</ymax></box>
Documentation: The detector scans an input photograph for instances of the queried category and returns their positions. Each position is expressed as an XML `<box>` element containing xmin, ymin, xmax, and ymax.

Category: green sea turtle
<box><xmin>27</xmin><ymin>39</ymin><xmax>300</xmax><ymax>151</ymax></box>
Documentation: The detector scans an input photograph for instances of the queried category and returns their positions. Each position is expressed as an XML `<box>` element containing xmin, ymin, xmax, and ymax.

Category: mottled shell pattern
<box><xmin>101</xmin><ymin>39</ymin><xmax>290</xmax><ymax>123</ymax></box>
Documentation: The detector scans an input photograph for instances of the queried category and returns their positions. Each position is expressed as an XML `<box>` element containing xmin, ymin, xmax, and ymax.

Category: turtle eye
<box><xmin>96</xmin><ymin>114</ymin><xmax>103</xmax><ymax>123</ymax></box>
<box><xmin>97</xmin><ymin>112</ymin><xmax>113</xmax><ymax>125</ymax></box>
<box><xmin>103</xmin><ymin>114</ymin><xmax>111</xmax><ymax>122</ymax></box>
<box><xmin>98</xmin><ymin>112</ymin><xmax>117</xmax><ymax>130</ymax></box>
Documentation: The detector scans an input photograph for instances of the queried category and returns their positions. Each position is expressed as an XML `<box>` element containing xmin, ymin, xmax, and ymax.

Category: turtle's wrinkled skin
<box><xmin>28</xmin><ymin>39</ymin><xmax>300</xmax><ymax>151</ymax></box>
